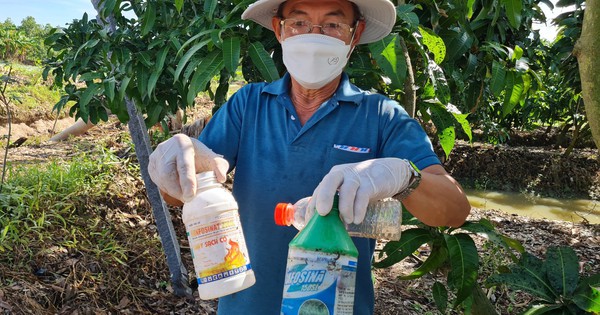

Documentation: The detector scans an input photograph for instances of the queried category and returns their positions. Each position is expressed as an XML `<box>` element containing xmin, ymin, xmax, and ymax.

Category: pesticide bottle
<box><xmin>275</xmin><ymin>197</ymin><xmax>402</xmax><ymax>241</ymax></box>
<box><xmin>281</xmin><ymin>195</ymin><xmax>358</xmax><ymax>315</ymax></box>
<box><xmin>182</xmin><ymin>171</ymin><xmax>255</xmax><ymax>300</ymax></box>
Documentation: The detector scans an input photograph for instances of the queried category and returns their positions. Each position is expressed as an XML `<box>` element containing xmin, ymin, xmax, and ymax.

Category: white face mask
<box><xmin>281</xmin><ymin>34</ymin><xmax>352</xmax><ymax>89</ymax></box>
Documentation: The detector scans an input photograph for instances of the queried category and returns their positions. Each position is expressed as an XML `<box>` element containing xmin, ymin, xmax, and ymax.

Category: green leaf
<box><xmin>89</xmin><ymin>104</ymin><xmax>99</xmax><ymax>125</ymax></box>
<box><xmin>490</xmin><ymin>60</ymin><xmax>506</xmax><ymax>97</ymax></box>
<box><xmin>73</xmin><ymin>38</ymin><xmax>100</xmax><ymax>61</ymax></box>
<box><xmin>53</xmin><ymin>95</ymin><xmax>70</xmax><ymax>113</ymax></box>
<box><xmin>459</xmin><ymin>219</ymin><xmax>524</xmax><ymax>257</ymax></box>
<box><xmin>101</xmin><ymin>0</ymin><xmax>116</xmax><ymax>16</ymax></box>
<box><xmin>78</xmin><ymin>72</ymin><xmax>104</xmax><ymax>82</ymax></box>
<box><xmin>502</xmin><ymin>72</ymin><xmax>524</xmax><ymax>117</ymax></box>
<box><xmin>148</xmin><ymin>72</ymin><xmax>160</xmax><ymax>98</ymax></box>
<box><xmin>578</xmin><ymin>273</ymin><xmax>600</xmax><ymax>288</ymax></box>
<box><xmin>397</xmin><ymin>241</ymin><xmax>448</xmax><ymax>280</ymax></box>
<box><xmin>512</xmin><ymin>45</ymin><xmax>524</xmax><ymax>61</ymax></box>
<box><xmin>373</xmin><ymin>228</ymin><xmax>432</xmax><ymax>268</ymax></box>
<box><xmin>466</xmin><ymin>0</ymin><xmax>476</xmax><ymax>19</ymax></box>
<box><xmin>572</xmin><ymin>284</ymin><xmax>600</xmax><ymax>312</ymax></box>
<box><xmin>141</xmin><ymin>3</ymin><xmax>156</xmax><ymax>37</ymax></box>
<box><xmin>500</xmin><ymin>235</ymin><xmax>525</xmax><ymax>254</ymax></box>
<box><xmin>453</xmin><ymin>113</ymin><xmax>472</xmax><ymax>142</ymax></box>
<box><xmin>427</xmin><ymin>60</ymin><xmax>450</xmax><ymax>104</ymax></box>
<box><xmin>248</xmin><ymin>41</ymin><xmax>280</xmax><ymax>82</ymax></box>
<box><xmin>79</xmin><ymin>83</ymin><xmax>101</xmax><ymax>108</ymax></box>
<box><xmin>177</xmin><ymin>29</ymin><xmax>216</xmax><ymax>56</ymax></box>
<box><xmin>182</xmin><ymin>57</ymin><xmax>204</xmax><ymax>83</ymax></box>
<box><xmin>440</xmin><ymin>29</ymin><xmax>473</xmax><ymax>62</ymax></box>
<box><xmin>147</xmin><ymin>46</ymin><xmax>170</xmax><ymax>97</ymax></box>
<box><xmin>419</xmin><ymin>26</ymin><xmax>446</xmax><ymax>64</ymax></box>
<box><xmin>204</xmin><ymin>0</ymin><xmax>217</xmax><ymax>19</ymax></box>
<box><xmin>97</xmin><ymin>106</ymin><xmax>109</xmax><ymax>122</ymax></box>
<box><xmin>487</xmin><ymin>252</ymin><xmax>557</xmax><ymax>302</ymax></box>
<box><xmin>186</xmin><ymin>51</ymin><xmax>225</xmax><ymax>105</ymax></box>
<box><xmin>368</xmin><ymin>34</ymin><xmax>407</xmax><ymax>90</ymax></box>
<box><xmin>118</xmin><ymin>76</ymin><xmax>131</xmax><ymax>103</ymax></box>
<box><xmin>429</xmin><ymin>101</ymin><xmax>456</xmax><ymax>159</ymax></box>
<box><xmin>465</xmin><ymin>53</ymin><xmax>478</xmax><ymax>77</ymax></box>
<box><xmin>104</xmin><ymin>79</ymin><xmax>116</xmax><ymax>102</ymax></box>
<box><xmin>146</xmin><ymin>102</ymin><xmax>163</xmax><ymax>127</ymax></box>
<box><xmin>502</xmin><ymin>0</ymin><xmax>523</xmax><ymax>29</ymax></box>
<box><xmin>137</xmin><ymin>51</ymin><xmax>154</xmax><ymax>67</ymax></box>
<box><xmin>396</xmin><ymin>5</ymin><xmax>419</xmax><ymax>30</ymax></box>
<box><xmin>155</xmin><ymin>46</ymin><xmax>170</xmax><ymax>73</ymax></box>
<box><xmin>444</xmin><ymin>233</ymin><xmax>479</xmax><ymax>306</ymax></box>
<box><xmin>401</xmin><ymin>205</ymin><xmax>420</xmax><ymax>226</ymax></box>
<box><xmin>223</xmin><ymin>36</ymin><xmax>241</xmax><ymax>73</ymax></box>
<box><xmin>174</xmin><ymin>0</ymin><xmax>184</xmax><ymax>13</ymax></box>
<box><xmin>137</xmin><ymin>66</ymin><xmax>149</xmax><ymax>100</ymax></box>
<box><xmin>432</xmin><ymin>281</ymin><xmax>448</xmax><ymax>313</ymax></box>
<box><xmin>521</xmin><ymin>304</ymin><xmax>563</xmax><ymax>315</ymax></box>
<box><xmin>174</xmin><ymin>38</ymin><xmax>212</xmax><ymax>81</ymax></box>
<box><xmin>545</xmin><ymin>246</ymin><xmax>579</xmax><ymax>297</ymax></box>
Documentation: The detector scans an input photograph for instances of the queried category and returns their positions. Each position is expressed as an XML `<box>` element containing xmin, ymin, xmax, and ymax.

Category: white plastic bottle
<box><xmin>182</xmin><ymin>171</ymin><xmax>255</xmax><ymax>300</ymax></box>
<box><xmin>274</xmin><ymin>197</ymin><xmax>403</xmax><ymax>241</ymax></box>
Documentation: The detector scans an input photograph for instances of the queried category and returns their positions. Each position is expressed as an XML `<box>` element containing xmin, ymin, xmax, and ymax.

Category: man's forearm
<box><xmin>399</xmin><ymin>164</ymin><xmax>471</xmax><ymax>227</ymax></box>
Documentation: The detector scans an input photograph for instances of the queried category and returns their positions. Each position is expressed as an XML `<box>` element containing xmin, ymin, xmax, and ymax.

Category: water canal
<box><xmin>466</xmin><ymin>188</ymin><xmax>600</xmax><ymax>224</ymax></box>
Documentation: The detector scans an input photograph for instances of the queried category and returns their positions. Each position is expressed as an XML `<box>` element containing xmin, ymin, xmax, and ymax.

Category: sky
<box><xmin>0</xmin><ymin>0</ymin><xmax>572</xmax><ymax>41</ymax></box>
<box><xmin>0</xmin><ymin>0</ymin><xmax>98</xmax><ymax>28</ymax></box>
<box><xmin>532</xmin><ymin>0</ymin><xmax>575</xmax><ymax>42</ymax></box>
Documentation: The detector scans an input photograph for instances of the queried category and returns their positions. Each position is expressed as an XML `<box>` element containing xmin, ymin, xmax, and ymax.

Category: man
<box><xmin>148</xmin><ymin>0</ymin><xmax>471</xmax><ymax>313</ymax></box>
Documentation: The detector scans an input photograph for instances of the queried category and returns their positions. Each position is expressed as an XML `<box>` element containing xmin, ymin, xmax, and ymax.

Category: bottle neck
<box><xmin>195</xmin><ymin>171</ymin><xmax>222</xmax><ymax>193</ymax></box>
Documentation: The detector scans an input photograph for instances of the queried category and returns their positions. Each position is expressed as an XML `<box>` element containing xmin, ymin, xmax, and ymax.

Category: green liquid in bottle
<box><xmin>281</xmin><ymin>195</ymin><xmax>359</xmax><ymax>315</ymax></box>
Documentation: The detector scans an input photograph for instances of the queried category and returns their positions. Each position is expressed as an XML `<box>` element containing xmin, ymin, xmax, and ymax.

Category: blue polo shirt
<box><xmin>198</xmin><ymin>73</ymin><xmax>440</xmax><ymax>314</ymax></box>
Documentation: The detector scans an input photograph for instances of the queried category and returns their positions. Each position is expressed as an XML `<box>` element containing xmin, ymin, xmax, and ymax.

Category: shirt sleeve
<box><xmin>377</xmin><ymin>97</ymin><xmax>441</xmax><ymax>170</ymax></box>
<box><xmin>198</xmin><ymin>84</ymin><xmax>253</xmax><ymax>173</ymax></box>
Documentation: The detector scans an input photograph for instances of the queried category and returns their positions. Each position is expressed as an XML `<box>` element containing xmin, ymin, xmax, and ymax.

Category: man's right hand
<box><xmin>148</xmin><ymin>134</ymin><xmax>229</xmax><ymax>203</ymax></box>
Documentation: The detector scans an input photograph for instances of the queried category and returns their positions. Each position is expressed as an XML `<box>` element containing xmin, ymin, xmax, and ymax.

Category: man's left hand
<box><xmin>307</xmin><ymin>158</ymin><xmax>413</xmax><ymax>224</ymax></box>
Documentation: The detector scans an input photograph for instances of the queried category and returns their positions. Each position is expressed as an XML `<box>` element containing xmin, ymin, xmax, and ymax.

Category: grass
<box><xmin>0</xmin><ymin>136</ymin><xmax>183</xmax><ymax>313</ymax></box>
<box><xmin>1</xmin><ymin>62</ymin><xmax>65</xmax><ymax>121</ymax></box>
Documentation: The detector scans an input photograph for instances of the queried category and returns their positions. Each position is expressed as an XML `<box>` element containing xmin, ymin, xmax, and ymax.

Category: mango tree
<box><xmin>43</xmin><ymin>0</ymin><xmax>574</xmax><ymax>308</ymax></box>
<box><xmin>574</xmin><ymin>0</ymin><xmax>600</xmax><ymax>151</ymax></box>
<box><xmin>375</xmin><ymin>209</ymin><xmax>525</xmax><ymax>314</ymax></box>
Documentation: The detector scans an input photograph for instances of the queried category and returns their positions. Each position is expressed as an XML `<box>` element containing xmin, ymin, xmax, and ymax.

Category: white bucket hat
<box><xmin>241</xmin><ymin>0</ymin><xmax>396</xmax><ymax>44</ymax></box>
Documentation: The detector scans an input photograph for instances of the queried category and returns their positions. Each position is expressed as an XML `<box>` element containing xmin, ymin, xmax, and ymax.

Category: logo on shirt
<box><xmin>333</xmin><ymin>144</ymin><xmax>371</xmax><ymax>153</ymax></box>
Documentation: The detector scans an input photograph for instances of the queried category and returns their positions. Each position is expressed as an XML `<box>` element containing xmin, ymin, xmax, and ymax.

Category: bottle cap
<box><xmin>274</xmin><ymin>203</ymin><xmax>293</xmax><ymax>226</ymax></box>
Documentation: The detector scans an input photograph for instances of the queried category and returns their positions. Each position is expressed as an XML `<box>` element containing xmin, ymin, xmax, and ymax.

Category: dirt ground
<box><xmin>1</xmin><ymin>113</ymin><xmax>599</xmax><ymax>314</ymax></box>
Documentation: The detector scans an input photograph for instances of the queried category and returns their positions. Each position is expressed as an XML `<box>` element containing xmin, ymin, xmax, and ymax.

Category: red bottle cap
<box><xmin>274</xmin><ymin>203</ymin><xmax>293</xmax><ymax>226</ymax></box>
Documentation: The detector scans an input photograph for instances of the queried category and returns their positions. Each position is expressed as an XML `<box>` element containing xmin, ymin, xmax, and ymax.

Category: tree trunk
<box><xmin>90</xmin><ymin>0</ymin><xmax>192</xmax><ymax>297</ymax></box>
<box><xmin>574</xmin><ymin>1</ymin><xmax>600</xmax><ymax>152</ymax></box>
<box><xmin>400</xmin><ymin>36</ymin><xmax>416</xmax><ymax>118</ymax></box>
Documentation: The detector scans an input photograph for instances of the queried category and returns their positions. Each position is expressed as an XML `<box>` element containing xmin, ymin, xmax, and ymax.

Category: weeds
<box><xmin>0</xmin><ymin>141</ymin><xmax>180</xmax><ymax>313</ymax></box>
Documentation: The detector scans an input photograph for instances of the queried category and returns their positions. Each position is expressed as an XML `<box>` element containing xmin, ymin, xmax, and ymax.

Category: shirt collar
<box><xmin>262</xmin><ymin>72</ymin><xmax>364</xmax><ymax>106</ymax></box>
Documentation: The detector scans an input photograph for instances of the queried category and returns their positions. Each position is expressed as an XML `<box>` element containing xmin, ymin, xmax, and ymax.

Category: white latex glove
<box><xmin>148</xmin><ymin>134</ymin><xmax>229</xmax><ymax>202</ymax></box>
<box><xmin>307</xmin><ymin>158</ymin><xmax>412</xmax><ymax>224</ymax></box>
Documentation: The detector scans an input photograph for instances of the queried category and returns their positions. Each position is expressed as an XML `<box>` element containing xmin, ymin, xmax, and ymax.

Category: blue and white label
<box><xmin>281</xmin><ymin>248</ymin><xmax>357</xmax><ymax>315</ymax></box>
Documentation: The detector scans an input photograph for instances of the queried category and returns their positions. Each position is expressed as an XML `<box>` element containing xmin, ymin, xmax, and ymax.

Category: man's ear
<box><xmin>272</xmin><ymin>17</ymin><xmax>283</xmax><ymax>42</ymax></box>
<box><xmin>351</xmin><ymin>19</ymin><xmax>366</xmax><ymax>47</ymax></box>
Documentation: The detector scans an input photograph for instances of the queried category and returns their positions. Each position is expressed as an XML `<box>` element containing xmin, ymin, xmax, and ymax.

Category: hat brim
<box><xmin>241</xmin><ymin>0</ymin><xmax>396</xmax><ymax>44</ymax></box>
